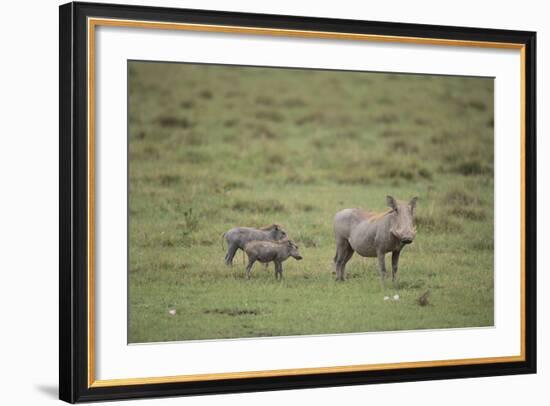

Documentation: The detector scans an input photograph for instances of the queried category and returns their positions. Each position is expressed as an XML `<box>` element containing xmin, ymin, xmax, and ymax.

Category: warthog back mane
<box><xmin>259</xmin><ymin>223</ymin><xmax>280</xmax><ymax>231</ymax></box>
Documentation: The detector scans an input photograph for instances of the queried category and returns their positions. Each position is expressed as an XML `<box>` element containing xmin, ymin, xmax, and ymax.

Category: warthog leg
<box><xmin>377</xmin><ymin>251</ymin><xmax>388</xmax><ymax>288</ymax></box>
<box><xmin>224</xmin><ymin>243</ymin><xmax>239</xmax><ymax>266</ymax></box>
<box><xmin>335</xmin><ymin>238</ymin><xmax>354</xmax><ymax>281</ymax></box>
<box><xmin>274</xmin><ymin>261</ymin><xmax>283</xmax><ymax>280</ymax></box>
<box><xmin>391</xmin><ymin>250</ymin><xmax>401</xmax><ymax>288</ymax></box>
<box><xmin>245</xmin><ymin>257</ymin><xmax>256</xmax><ymax>279</ymax></box>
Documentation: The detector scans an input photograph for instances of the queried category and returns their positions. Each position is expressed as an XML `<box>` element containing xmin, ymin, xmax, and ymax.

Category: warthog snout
<box><xmin>391</xmin><ymin>229</ymin><xmax>416</xmax><ymax>244</ymax></box>
<box><xmin>288</xmin><ymin>241</ymin><xmax>303</xmax><ymax>260</ymax></box>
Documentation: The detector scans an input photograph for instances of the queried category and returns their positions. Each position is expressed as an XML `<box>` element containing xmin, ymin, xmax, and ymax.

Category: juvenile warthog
<box><xmin>222</xmin><ymin>224</ymin><xmax>287</xmax><ymax>266</ymax></box>
<box><xmin>333</xmin><ymin>195</ymin><xmax>418</xmax><ymax>284</ymax></box>
<box><xmin>243</xmin><ymin>240</ymin><xmax>303</xmax><ymax>280</ymax></box>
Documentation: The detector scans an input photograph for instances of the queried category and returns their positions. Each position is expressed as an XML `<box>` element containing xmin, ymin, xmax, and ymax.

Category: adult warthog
<box><xmin>333</xmin><ymin>195</ymin><xmax>418</xmax><ymax>284</ymax></box>
<box><xmin>222</xmin><ymin>224</ymin><xmax>287</xmax><ymax>266</ymax></box>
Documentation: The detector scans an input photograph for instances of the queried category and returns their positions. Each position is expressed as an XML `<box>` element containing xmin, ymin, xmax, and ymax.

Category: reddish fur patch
<box><xmin>365</xmin><ymin>209</ymin><xmax>393</xmax><ymax>223</ymax></box>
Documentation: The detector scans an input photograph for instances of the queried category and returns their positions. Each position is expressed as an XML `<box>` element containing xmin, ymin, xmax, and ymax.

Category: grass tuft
<box><xmin>157</xmin><ymin>115</ymin><xmax>194</xmax><ymax>128</ymax></box>
<box><xmin>450</xmin><ymin>160</ymin><xmax>492</xmax><ymax>176</ymax></box>
<box><xmin>231</xmin><ymin>199</ymin><xmax>286</xmax><ymax>214</ymax></box>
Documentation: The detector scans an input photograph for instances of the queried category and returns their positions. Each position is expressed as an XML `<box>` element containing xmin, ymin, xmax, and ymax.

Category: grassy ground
<box><xmin>128</xmin><ymin>61</ymin><xmax>494</xmax><ymax>343</ymax></box>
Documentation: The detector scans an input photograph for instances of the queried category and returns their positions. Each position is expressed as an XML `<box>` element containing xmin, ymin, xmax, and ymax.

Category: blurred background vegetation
<box><xmin>128</xmin><ymin>61</ymin><xmax>494</xmax><ymax>343</ymax></box>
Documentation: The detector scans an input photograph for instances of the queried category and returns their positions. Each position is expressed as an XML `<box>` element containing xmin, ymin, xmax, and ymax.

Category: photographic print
<box><xmin>60</xmin><ymin>3</ymin><xmax>535</xmax><ymax>401</ymax></box>
<box><xmin>128</xmin><ymin>61</ymin><xmax>494</xmax><ymax>343</ymax></box>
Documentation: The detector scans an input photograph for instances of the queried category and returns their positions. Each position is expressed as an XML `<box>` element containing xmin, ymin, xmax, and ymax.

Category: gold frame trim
<box><xmin>87</xmin><ymin>17</ymin><xmax>527</xmax><ymax>388</ymax></box>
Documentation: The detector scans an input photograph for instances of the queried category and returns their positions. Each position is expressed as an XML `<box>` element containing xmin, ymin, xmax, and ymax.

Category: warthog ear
<box><xmin>409</xmin><ymin>196</ymin><xmax>419</xmax><ymax>212</ymax></box>
<box><xmin>386</xmin><ymin>195</ymin><xmax>397</xmax><ymax>210</ymax></box>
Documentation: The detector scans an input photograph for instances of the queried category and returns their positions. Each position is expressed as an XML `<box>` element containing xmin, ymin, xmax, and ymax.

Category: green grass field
<box><xmin>128</xmin><ymin>61</ymin><xmax>494</xmax><ymax>343</ymax></box>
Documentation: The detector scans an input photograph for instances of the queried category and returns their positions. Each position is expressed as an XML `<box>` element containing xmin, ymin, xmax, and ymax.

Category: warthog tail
<box><xmin>221</xmin><ymin>233</ymin><xmax>226</xmax><ymax>251</ymax></box>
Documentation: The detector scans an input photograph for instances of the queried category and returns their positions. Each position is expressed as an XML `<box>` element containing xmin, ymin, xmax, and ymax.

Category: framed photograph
<box><xmin>59</xmin><ymin>1</ymin><xmax>536</xmax><ymax>403</ymax></box>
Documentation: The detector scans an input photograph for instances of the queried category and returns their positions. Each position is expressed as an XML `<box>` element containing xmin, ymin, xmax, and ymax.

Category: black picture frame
<box><xmin>59</xmin><ymin>1</ymin><xmax>537</xmax><ymax>403</ymax></box>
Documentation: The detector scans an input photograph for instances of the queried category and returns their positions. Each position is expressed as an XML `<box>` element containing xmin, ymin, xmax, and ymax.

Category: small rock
<box><xmin>168</xmin><ymin>309</ymin><xmax>177</xmax><ymax>316</ymax></box>
<box><xmin>393</xmin><ymin>294</ymin><xmax>400</xmax><ymax>301</ymax></box>
<box><xmin>384</xmin><ymin>296</ymin><xmax>390</xmax><ymax>301</ymax></box>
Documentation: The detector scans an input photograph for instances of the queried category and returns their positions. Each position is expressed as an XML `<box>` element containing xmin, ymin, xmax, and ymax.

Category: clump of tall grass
<box><xmin>179</xmin><ymin>150</ymin><xmax>211</xmax><ymax>164</ymax></box>
<box><xmin>332</xmin><ymin>173</ymin><xmax>372</xmax><ymax>185</ymax></box>
<box><xmin>255</xmin><ymin>110</ymin><xmax>285</xmax><ymax>122</ymax></box>
<box><xmin>379</xmin><ymin>163</ymin><xmax>433</xmax><ymax>182</ymax></box>
<box><xmin>231</xmin><ymin>199</ymin><xmax>286</xmax><ymax>214</ymax></box>
<box><xmin>295</xmin><ymin>112</ymin><xmax>324</xmax><ymax>126</ymax></box>
<box><xmin>450</xmin><ymin>160</ymin><xmax>492</xmax><ymax>176</ymax></box>
<box><xmin>466</xmin><ymin>99</ymin><xmax>487</xmax><ymax>112</ymax></box>
<box><xmin>470</xmin><ymin>238</ymin><xmax>494</xmax><ymax>251</ymax></box>
<box><xmin>284</xmin><ymin>173</ymin><xmax>317</xmax><ymax>185</ymax></box>
<box><xmin>158</xmin><ymin>174</ymin><xmax>181</xmax><ymax>187</ymax></box>
<box><xmin>295</xmin><ymin>203</ymin><xmax>316</xmax><ymax>212</ymax></box>
<box><xmin>373</xmin><ymin>112</ymin><xmax>399</xmax><ymax>124</ymax></box>
<box><xmin>251</xmin><ymin>124</ymin><xmax>277</xmax><ymax>139</ymax></box>
<box><xmin>156</xmin><ymin>115</ymin><xmax>194</xmax><ymax>128</ymax></box>
<box><xmin>415</xmin><ymin>213</ymin><xmax>463</xmax><ymax>233</ymax></box>
<box><xmin>256</xmin><ymin>96</ymin><xmax>275</xmax><ymax>106</ymax></box>
<box><xmin>131</xmin><ymin>145</ymin><xmax>160</xmax><ymax>160</ymax></box>
<box><xmin>444</xmin><ymin>188</ymin><xmax>479</xmax><ymax>206</ymax></box>
<box><xmin>449</xmin><ymin>207</ymin><xmax>487</xmax><ymax>221</ymax></box>
<box><xmin>281</xmin><ymin>98</ymin><xmax>306</xmax><ymax>108</ymax></box>
<box><xmin>443</xmin><ymin>187</ymin><xmax>487</xmax><ymax>221</ymax></box>
<box><xmin>198</xmin><ymin>89</ymin><xmax>212</xmax><ymax>99</ymax></box>
<box><xmin>179</xmin><ymin>100</ymin><xmax>194</xmax><ymax>109</ymax></box>
<box><xmin>180</xmin><ymin>131</ymin><xmax>204</xmax><ymax>146</ymax></box>
<box><xmin>389</xmin><ymin>140</ymin><xmax>419</xmax><ymax>154</ymax></box>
